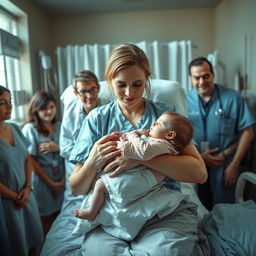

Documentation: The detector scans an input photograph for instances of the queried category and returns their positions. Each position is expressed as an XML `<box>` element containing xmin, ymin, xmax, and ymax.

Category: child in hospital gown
<box><xmin>72</xmin><ymin>112</ymin><xmax>193</xmax><ymax>240</ymax></box>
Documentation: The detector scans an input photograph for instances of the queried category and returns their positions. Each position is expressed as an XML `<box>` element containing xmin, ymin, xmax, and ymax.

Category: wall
<box><xmin>8</xmin><ymin>0</ymin><xmax>256</xmax><ymax>95</ymax></box>
<box><xmin>50</xmin><ymin>8</ymin><xmax>214</xmax><ymax>58</ymax></box>
<box><xmin>6</xmin><ymin>1</ymin><xmax>216</xmax><ymax>93</ymax></box>
<box><xmin>214</xmin><ymin>0</ymin><xmax>256</xmax><ymax>92</ymax></box>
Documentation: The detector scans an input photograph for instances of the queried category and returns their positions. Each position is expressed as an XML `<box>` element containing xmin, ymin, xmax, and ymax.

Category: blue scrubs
<box><xmin>22</xmin><ymin>122</ymin><xmax>65</xmax><ymax>216</ymax></box>
<box><xmin>187</xmin><ymin>84</ymin><xmax>255</xmax><ymax>208</ymax></box>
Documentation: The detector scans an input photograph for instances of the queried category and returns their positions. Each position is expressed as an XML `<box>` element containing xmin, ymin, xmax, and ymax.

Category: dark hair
<box><xmin>0</xmin><ymin>85</ymin><xmax>10</xmax><ymax>95</ymax></box>
<box><xmin>26</xmin><ymin>91</ymin><xmax>57</xmax><ymax>136</ymax></box>
<box><xmin>164</xmin><ymin>112</ymin><xmax>193</xmax><ymax>153</ymax></box>
<box><xmin>188</xmin><ymin>57</ymin><xmax>214</xmax><ymax>76</ymax></box>
<box><xmin>72</xmin><ymin>70</ymin><xmax>99</xmax><ymax>90</ymax></box>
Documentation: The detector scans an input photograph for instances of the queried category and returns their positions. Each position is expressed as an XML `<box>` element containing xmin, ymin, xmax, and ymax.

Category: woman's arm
<box><xmin>15</xmin><ymin>155</ymin><xmax>33</xmax><ymax>210</ymax></box>
<box><xmin>143</xmin><ymin>144</ymin><xmax>207</xmax><ymax>183</ymax></box>
<box><xmin>0</xmin><ymin>183</ymin><xmax>18</xmax><ymax>201</ymax></box>
<box><xmin>103</xmin><ymin>144</ymin><xmax>207</xmax><ymax>184</ymax></box>
<box><xmin>30</xmin><ymin>155</ymin><xmax>65</xmax><ymax>194</ymax></box>
<box><xmin>69</xmin><ymin>132</ymin><xmax>121</xmax><ymax>195</ymax></box>
<box><xmin>38</xmin><ymin>141</ymin><xmax>60</xmax><ymax>154</ymax></box>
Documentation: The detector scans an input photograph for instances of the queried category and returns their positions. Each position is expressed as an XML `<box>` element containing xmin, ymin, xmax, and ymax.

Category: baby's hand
<box><xmin>129</xmin><ymin>129</ymin><xmax>149</xmax><ymax>136</ymax></box>
<box><xmin>138</xmin><ymin>129</ymin><xmax>149</xmax><ymax>136</ymax></box>
<box><xmin>121</xmin><ymin>133</ymin><xmax>128</xmax><ymax>141</ymax></box>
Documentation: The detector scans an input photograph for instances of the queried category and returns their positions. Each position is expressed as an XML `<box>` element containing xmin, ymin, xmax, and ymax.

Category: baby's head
<box><xmin>149</xmin><ymin>112</ymin><xmax>193</xmax><ymax>151</ymax></box>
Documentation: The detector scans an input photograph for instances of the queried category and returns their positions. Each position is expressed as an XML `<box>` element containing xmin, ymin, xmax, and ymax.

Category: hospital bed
<box><xmin>41</xmin><ymin>79</ymin><xmax>256</xmax><ymax>256</ymax></box>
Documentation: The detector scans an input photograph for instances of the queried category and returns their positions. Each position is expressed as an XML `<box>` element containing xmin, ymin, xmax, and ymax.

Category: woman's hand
<box><xmin>102</xmin><ymin>155</ymin><xmax>140</xmax><ymax>178</ymax></box>
<box><xmin>86</xmin><ymin>132</ymin><xmax>122</xmax><ymax>172</ymax></box>
<box><xmin>69</xmin><ymin>132</ymin><xmax>122</xmax><ymax>195</ymax></box>
<box><xmin>38</xmin><ymin>140</ymin><xmax>59</xmax><ymax>154</ymax></box>
<box><xmin>50</xmin><ymin>179</ymin><xmax>65</xmax><ymax>197</ymax></box>
<box><xmin>15</xmin><ymin>187</ymin><xmax>31</xmax><ymax>210</ymax></box>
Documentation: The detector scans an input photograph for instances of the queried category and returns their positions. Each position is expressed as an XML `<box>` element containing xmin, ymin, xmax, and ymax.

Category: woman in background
<box><xmin>0</xmin><ymin>85</ymin><xmax>44</xmax><ymax>256</ymax></box>
<box><xmin>22</xmin><ymin>91</ymin><xmax>65</xmax><ymax>234</ymax></box>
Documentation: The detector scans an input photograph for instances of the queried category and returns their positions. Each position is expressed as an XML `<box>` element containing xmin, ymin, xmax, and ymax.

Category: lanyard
<box><xmin>198</xmin><ymin>85</ymin><xmax>223</xmax><ymax>142</ymax></box>
<box><xmin>198</xmin><ymin>97</ymin><xmax>209</xmax><ymax>141</ymax></box>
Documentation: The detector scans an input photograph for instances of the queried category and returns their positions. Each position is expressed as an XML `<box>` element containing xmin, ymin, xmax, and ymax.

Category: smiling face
<box><xmin>74</xmin><ymin>81</ymin><xmax>99</xmax><ymax>114</ymax></box>
<box><xmin>38</xmin><ymin>100</ymin><xmax>56</xmax><ymax>123</ymax></box>
<box><xmin>190</xmin><ymin>61</ymin><xmax>215</xmax><ymax>98</ymax></box>
<box><xmin>149</xmin><ymin>113</ymin><xmax>174</xmax><ymax>140</ymax></box>
<box><xmin>0</xmin><ymin>91</ymin><xmax>12</xmax><ymax>122</ymax></box>
<box><xmin>111</xmin><ymin>65</ymin><xmax>146</xmax><ymax>111</ymax></box>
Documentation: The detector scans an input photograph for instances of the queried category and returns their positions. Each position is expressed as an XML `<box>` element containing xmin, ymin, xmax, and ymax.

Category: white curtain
<box><xmin>56</xmin><ymin>40</ymin><xmax>192</xmax><ymax>94</ymax></box>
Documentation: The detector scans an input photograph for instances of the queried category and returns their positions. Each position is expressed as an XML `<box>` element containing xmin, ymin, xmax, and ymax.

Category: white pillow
<box><xmin>98</xmin><ymin>79</ymin><xmax>187</xmax><ymax>116</ymax></box>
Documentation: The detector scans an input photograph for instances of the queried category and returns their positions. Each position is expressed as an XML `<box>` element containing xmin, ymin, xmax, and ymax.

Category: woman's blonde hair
<box><xmin>104</xmin><ymin>43</ymin><xmax>151</xmax><ymax>98</ymax></box>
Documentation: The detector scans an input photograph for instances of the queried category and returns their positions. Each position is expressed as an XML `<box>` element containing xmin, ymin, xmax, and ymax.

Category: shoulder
<box><xmin>22</xmin><ymin>122</ymin><xmax>37</xmax><ymax>137</ymax></box>
<box><xmin>147</xmin><ymin>100</ymin><xmax>176</xmax><ymax>114</ymax></box>
<box><xmin>63</xmin><ymin>100</ymin><xmax>83</xmax><ymax>117</ymax></box>
<box><xmin>7</xmin><ymin>122</ymin><xmax>22</xmax><ymax>135</ymax></box>
<box><xmin>22</xmin><ymin>122</ymin><xmax>35</xmax><ymax>131</ymax></box>
<box><xmin>87</xmin><ymin>101</ymin><xmax>116</xmax><ymax>119</ymax></box>
<box><xmin>7</xmin><ymin>121</ymin><xmax>20</xmax><ymax>130</ymax></box>
<box><xmin>218</xmin><ymin>84</ymin><xmax>240</xmax><ymax>98</ymax></box>
<box><xmin>187</xmin><ymin>88</ymin><xmax>197</xmax><ymax>98</ymax></box>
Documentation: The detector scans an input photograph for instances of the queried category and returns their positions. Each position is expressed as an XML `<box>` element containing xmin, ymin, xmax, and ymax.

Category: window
<box><xmin>0</xmin><ymin>8</ymin><xmax>22</xmax><ymax>120</ymax></box>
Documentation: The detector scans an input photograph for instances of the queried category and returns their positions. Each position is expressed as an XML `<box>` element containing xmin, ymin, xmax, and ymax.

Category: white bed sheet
<box><xmin>40</xmin><ymin>182</ymin><xmax>208</xmax><ymax>256</ymax></box>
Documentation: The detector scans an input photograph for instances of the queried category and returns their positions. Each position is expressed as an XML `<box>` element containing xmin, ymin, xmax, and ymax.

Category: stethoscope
<box><xmin>214</xmin><ymin>85</ymin><xmax>225</xmax><ymax>118</ymax></box>
<box><xmin>198</xmin><ymin>84</ymin><xmax>225</xmax><ymax>143</ymax></box>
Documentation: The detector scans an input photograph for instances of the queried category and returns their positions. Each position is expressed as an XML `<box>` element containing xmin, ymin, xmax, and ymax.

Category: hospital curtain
<box><xmin>55</xmin><ymin>40</ymin><xmax>192</xmax><ymax>95</ymax></box>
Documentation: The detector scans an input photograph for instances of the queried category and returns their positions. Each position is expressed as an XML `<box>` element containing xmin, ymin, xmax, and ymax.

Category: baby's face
<box><xmin>149</xmin><ymin>114</ymin><xmax>172</xmax><ymax>139</ymax></box>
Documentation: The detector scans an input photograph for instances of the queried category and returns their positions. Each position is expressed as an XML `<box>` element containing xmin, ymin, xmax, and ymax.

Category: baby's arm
<box><xmin>150</xmin><ymin>170</ymin><xmax>166</xmax><ymax>183</ymax></box>
<box><xmin>119</xmin><ymin>133</ymin><xmax>178</xmax><ymax>161</ymax></box>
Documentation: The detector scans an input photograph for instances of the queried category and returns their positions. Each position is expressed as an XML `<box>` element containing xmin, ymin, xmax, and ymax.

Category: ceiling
<box><xmin>31</xmin><ymin>0</ymin><xmax>223</xmax><ymax>16</ymax></box>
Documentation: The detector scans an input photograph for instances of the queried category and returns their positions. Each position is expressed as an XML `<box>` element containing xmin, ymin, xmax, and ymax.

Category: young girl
<box><xmin>22</xmin><ymin>91</ymin><xmax>65</xmax><ymax>234</ymax></box>
<box><xmin>0</xmin><ymin>86</ymin><xmax>44</xmax><ymax>256</ymax></box>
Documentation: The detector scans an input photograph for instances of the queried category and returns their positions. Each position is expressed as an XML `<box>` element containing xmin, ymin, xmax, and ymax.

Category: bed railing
<box><xmin>235</xmin><ymin>171</ymin><xmax>256</xmax><ymax>203</ymax></box>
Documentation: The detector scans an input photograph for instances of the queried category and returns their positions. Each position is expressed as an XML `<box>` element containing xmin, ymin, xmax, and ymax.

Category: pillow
<box><xmin>61</xmin><ymin>79</ymin><xmax>187</xmax><ymax>116</ymax></box>
<box><xmin>98</xmin><ymin>79</ymin><xmax>187</xmax><ymax>116</ymax></box>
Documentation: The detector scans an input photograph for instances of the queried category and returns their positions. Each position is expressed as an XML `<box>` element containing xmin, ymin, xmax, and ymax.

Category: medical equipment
<box><xmin>214</xmin><ymin>85</ymin><xmax>225</xmax><ymax>117</ymax></box>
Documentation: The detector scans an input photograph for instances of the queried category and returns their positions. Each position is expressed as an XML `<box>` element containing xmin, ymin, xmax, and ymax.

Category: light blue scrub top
<box><xmin>59</xmin><ymin>99</ymin><xmax>104</xmax><ymax>160</ymax></box>
<box><xmin>69</xmin><ymin>100</ymin><xmax>180</xmax><ymax>191</ymax></box>
<box><xmin>187</xmin><ymin>84</ymin><xmax>255</xmax><ymax>153</ymax></box>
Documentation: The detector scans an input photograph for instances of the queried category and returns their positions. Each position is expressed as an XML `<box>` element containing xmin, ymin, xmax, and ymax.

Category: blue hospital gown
<box><xmin>70</xmin><ymin>100</ymin><xmax>187</xmax><ymax>240</ymax></box>
<box><xmin>59</xmin><ymin>98</ymin><xmax>105</xmax><ymax>206</ymax></box>
<box><xmin>0</xmin><ymin>123</ymin><xmax>44</xmax><ymax>256</ymax></box>
<box><xmin>22</xmin><ymin>122</ymin><xmax>64</xmax><ymax>216</ymax></box>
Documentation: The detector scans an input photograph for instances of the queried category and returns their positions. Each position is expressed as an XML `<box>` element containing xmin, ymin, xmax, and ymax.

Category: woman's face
<box><xmin>0</xmin><ymin>91</ymin><xmax>12</xmax><ymax>121</ymax></box>
<box><xmin>38</xmin><ymin>100</ymin><xmax>56</xmax><ymax>123</ymax></box>
<box><xmin>111</xmin><ymin>65</ymin><xmax>146</xmax><ymax>110</ymax></box>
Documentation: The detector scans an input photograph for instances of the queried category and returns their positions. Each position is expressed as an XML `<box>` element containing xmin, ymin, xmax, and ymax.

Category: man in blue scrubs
<box><xmin>187</xmin><ymin>57</ymin><xmax>255</xmax><ymax>210</ymax></box>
